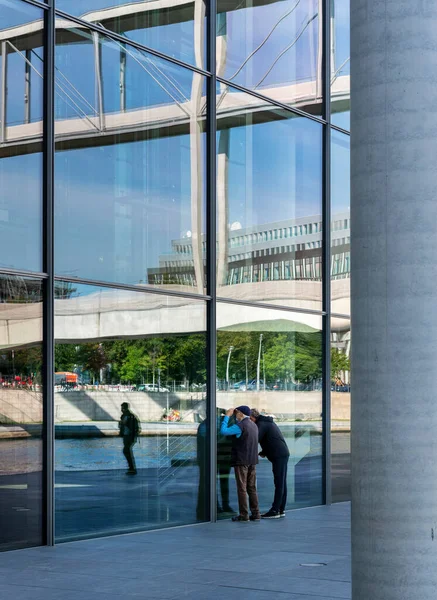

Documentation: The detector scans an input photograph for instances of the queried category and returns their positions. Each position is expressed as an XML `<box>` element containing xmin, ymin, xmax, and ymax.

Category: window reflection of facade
<box><xmin>0</xmin><ymin>0</ymin><xmax>350</xmax><ymax>551</ymax></box>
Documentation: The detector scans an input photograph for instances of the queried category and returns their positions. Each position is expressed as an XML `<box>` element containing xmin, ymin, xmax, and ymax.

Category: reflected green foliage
<box><xmin>0</xmin><ymin>346</ymin><xmax>43</xmax><ymax>385</ymax></box>
<box><xmin>217</xmin><ymin>330</ymin><xmax>322</xmax><ymax>383</ymax></box>
<box><xmin>331</xmin><ymin>348</ymin><xmax>350</xmax><ymax>380</ymax></box>
<box><xmin>54</xmin><ymin>344</ymin><xmax>77</xmax><ymax>372</ymax></box>
<box><xmin>54</xmin><ymin>327</ymin><xmax>322</xmax><ymax>387</ymax></box>
<box><xmin>55</xmin><ymin>334</ymin><xmax>207</xmax><ymax>385</ymax></box>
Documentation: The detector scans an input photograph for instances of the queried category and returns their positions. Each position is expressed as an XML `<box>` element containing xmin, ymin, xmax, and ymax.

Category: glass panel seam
<box><xmin>0</xmin><ymin>268</ymin><xmax>48</xmax><ymax>279</ymax></box>
<box><xmin>216</xmin><ymin>77</ymin><xmax>328</xmax><ymax>126</ymax></box>
<box><xmin>54</xmin><ymin>276</ymin><xmax>212</xmax><ymax>301</ymax></box>
<box><xmin>331</xmin><ymin>124</ymin><xmax>350</xmax><ymax>136</ymax></box>
<box><xmin>18</xmin><ymin>0</ymin><xmax>49</xmax><ymax>10</ymax></box>
<box><xmin>217</xmin><ymin>297</ymin><xmax>326</xmax><ymax>317</ymax></box>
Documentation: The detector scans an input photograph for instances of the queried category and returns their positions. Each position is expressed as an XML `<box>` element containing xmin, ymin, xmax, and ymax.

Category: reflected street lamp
<box><xmin>226</xmin><ymin>346</ymin><xmax>234</xmax><ymax>390</ymax></box>
<box><xmin>257</xmin><ymin>334</ymin><xmax>263</xmax><ymax>392</ymax></box>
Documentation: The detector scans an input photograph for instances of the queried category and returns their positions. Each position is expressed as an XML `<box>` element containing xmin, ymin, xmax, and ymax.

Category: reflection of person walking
<box><xmin>220</xmin><ymin>405</ymin><xmax>260</xmax><ymax>522</ymax></box>
<box><xmin>250</xmin><ymin>408</ymin><xmax>290</xmax><ymax>518</ymax></box>
<box><xmin>119</xmin><ymin>402</ymin><xmax>140</xmax><ymax>475</ymax></box>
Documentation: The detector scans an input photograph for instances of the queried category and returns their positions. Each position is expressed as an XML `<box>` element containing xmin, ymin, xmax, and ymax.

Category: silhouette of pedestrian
<box><xmin>119</xmin><ymin>402</ymin><xmax>141</xmax><ymax>475</ymax></box>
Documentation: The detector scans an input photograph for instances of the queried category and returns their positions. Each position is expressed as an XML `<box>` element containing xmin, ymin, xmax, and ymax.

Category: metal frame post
<box><xmin>206</xmin><ymin>0</ymin><xmax>217</xmax><ymax>523</ymax></box>
<box><xmin>25</xmin><ymin>49</ymin><xmax>31</xmax><ymax>124</ymax></box>
<box><xmin>92</xmin><ymin>31</ymin><xmax>105</xmax><ymax>131</ymax></box>
<box><xmin>119</xmin><ymin>42</ymin><xmax>126</xmax><ymax>112</ymax></box>
<box><xmin>43</xmin><ymin>0</ymin><xmax>55</xmax><ymax>546</ymax></box>
<box><xmin>1</xmin><ymin>41</ymin><xmax>7</xmax><ymax>143</ymax></box>
<box><xmin>322</xmin><ymin>0</ymin><xmax>332</xmax><ymax>506</ymax></box>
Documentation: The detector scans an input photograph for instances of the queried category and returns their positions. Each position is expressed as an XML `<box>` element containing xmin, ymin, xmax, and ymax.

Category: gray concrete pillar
<box><xmin>351</xmin><ymin>2</ymin><xmax>437</xmax><ymax>598</ymax></box>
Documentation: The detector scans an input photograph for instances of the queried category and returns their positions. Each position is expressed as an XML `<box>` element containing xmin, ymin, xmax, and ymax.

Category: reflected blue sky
<box><xmin>0</xmin><ymin>0</ymin><xmax>349</xmax><ymax>283</ymax></box>
<box><xmin>331</xmin><ymin>130</ymin><xmax>350</xmax><ymax>214</ymax></box>
<box><xmin>226</xmin><ymin>113</ymin><xmax>323</xmax><ymax>228</ymax></box>
<box><xmin>54</xmin><ymin>133</ymin><xmax>201</xmax><ymax>282</ymax></box>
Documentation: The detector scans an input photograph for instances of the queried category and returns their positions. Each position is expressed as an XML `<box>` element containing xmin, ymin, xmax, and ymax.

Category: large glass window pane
<box><xmin>331</xmin><ymin>129</ymin><xmax>350</xmax><ymax>315</ymax></box>
<box><xmin>216</xmin><ymin>303</ymin><xmax>323</xmax><ymax>517</ymax></box>
<box><xmin>216</xmin><ymin>85</ymin><xmax>323</xmax><ymax>310</ymax></box>
<box><xmin>0</xmin><ymin>275</ymin><xmax>43</xmax><ymax>551</ymax></box>
<box><xmin>0</xmin><ymin>0</ymin><xmax>43</xmax><ymax>272</ymax></box>
<box><xmin>331</xmin><ymin>316</ymin><xmax>350</xmax><ymax>502</ymax></box>
<box><xmin>55</xmin><ymin>21</ymin><xmax>206</xmax><ymax>293</ymax></box>
<box><xmin>216</xmin><ymin>0</ymin><xmax>322</xmax><ymax>115</ymax></box>
<box><xmin>331</xmin><ymin>0</ymin><xmax>350</xmax><ymax>130</ymax></box>
<box><xmin>56</xmin><ymin>0</ymin><xmax>205</xmax><ymax>68</ymax></box>
<box><xmin>54</xmin><ymin>282</ymin><xmax>207</xmax><ymax>541</ymax></box>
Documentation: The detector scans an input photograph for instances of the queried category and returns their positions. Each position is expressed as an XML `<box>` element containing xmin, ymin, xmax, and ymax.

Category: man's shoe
<box><xmin>249</xmin><ymin>515</ymin><xmax>261</xmax><ymax>521</ymax></box>
<box><xmin>126</xmin><ymin>469</ymin><xmax>137</xmax><ymax>475</ymax></box>
<box><xmin>231</xmin><ymin>515</ymin><xmax>249</xmax><ymax>522</ymax></box>
<box><xmin>280</xmin><ymin>511</ymin><xmax>286</xmax><ymax>518</ymax></box>
<box><xmin>261</xmin><ymin>509</ymin><xmax>280</xmax><ymax>519</ymax></box>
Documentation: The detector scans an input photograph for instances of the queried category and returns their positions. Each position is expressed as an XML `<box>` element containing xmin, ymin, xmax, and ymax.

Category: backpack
<box><xmin>129</xmin><ymin>413</ymin><xmax>141</xmax><ymax>437</ymax></box>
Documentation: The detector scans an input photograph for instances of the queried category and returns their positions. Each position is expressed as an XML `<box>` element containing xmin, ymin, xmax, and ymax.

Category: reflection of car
<box><xmin>331</xmin><ymin>383</ymin><xmax>350</xmax><ymax>392</ymax></box>
<box><xmin>191</xmin><ymin>383</ymin><xmax>206</xmax><ymax>391</ymax></box>
<box><xmin>233</xmin><ymin>381</ymin><xmax>247</xmax><ymax>392</ymax></box>
<box><xmin>138</xmin><ymin>384</ymin><xmax>169</xmax><ymax>392</ymax></box>
<box><xmin>247</xmin><ymin>379</ymin><xmax>270</xmax><ymax>391</ymax></box>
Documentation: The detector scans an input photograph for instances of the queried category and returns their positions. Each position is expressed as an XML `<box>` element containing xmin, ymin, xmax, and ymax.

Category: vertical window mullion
<box><xmin>43</xmin><ymin>0</ymin><xmax>55</xmax><ymax>546</ymax></box>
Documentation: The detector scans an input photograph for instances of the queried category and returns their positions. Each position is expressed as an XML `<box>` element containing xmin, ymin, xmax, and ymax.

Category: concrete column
<box><xmin>351</xmin><ymin>2</ymin><xmax>437</xmax><ymax>599</ymax></box>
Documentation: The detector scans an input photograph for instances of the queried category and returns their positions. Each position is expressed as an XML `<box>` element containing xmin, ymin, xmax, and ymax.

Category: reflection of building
<box><xmin>148</xmin><ymin>212</ymin><xmax>350</xmax><ymax>286</ymax></box>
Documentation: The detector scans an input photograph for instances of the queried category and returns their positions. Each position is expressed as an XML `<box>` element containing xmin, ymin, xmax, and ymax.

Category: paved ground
<box><xmin>0</xmin><ymin>502</ymin><xmax>351</xmax><ymax>600</ymax></box>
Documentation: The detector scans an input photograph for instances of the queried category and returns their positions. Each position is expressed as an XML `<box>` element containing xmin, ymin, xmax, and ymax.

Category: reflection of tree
<box><xmin>54</xmin><ymin>328</ymin><xmax>323</xmax><ymax>387</ymax></box>
<box><xmin>0</xmin><ymin>346</ymin><xmax>43</xmax><ymax>385</ymax></box>
<box><xmin>76</xmin><ymin>344</ymin><xmax>107</xmax><ymax>383</ymax></box>
<box><xmin>55</xmin><ymin>334</ymin><xmax>207</xmax><ymax>386</ymax></box>
<box><xmin>217</xmin><ymin>330</ymin><xmax>322</xmax><ymax>384</ymax></box>
<box><xmin>54</xmin><ymin>281</ymin><xmax>77</xmax><ymax>299</ymax></box>
<box><xmin>0</xmin><ymin>276</ymin><xmax>42</xmax><ymax>304</ymax></box>
<box><xmin>54</xmin><ymin>344</ymin><xmax>77</xmax><ymax>372</ymax></box>
<box><xmin>331</xmin><ymin>348</ymin><xmax>350</xmax><ymax>382</ymax></box>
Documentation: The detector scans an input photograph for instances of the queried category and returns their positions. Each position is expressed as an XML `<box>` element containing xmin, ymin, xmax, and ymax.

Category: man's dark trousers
<box><xmin>271</xmin><ymin>456</ymin><xmax>288</xmax><ymax>513</ymax></box>
<box><xmin>123</xmin><ymin>436</ymin><xmax>136</xmax><ymax>471</ymax></box>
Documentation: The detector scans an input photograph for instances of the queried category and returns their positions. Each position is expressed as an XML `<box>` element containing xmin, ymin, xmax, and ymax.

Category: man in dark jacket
<box><xmin>119</xmin><ymin>402</ymin><xmax>140</xmax><ymax>475</ymax></box>
<box><xmin>220</xmin><ymin>405</ymin><xmax>260</xmax><ymax>522</ymax></box>
<box><xmin>251</xmin><ymin>408</ymin><xmax>290</xmax><ymax>519</ymax></box>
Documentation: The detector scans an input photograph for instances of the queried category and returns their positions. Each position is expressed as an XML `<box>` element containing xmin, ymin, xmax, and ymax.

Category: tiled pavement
<box><xmin>0</xmin><ymin>502</ymin><xmax>351</xmax><ymax>600</ymax></box>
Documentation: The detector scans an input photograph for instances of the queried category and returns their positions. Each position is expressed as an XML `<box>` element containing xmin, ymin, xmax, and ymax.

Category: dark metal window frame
<box><xmin>0</xmin><ymin>0</ymin><xmax>352</xmax><ymax>545</ymax></box>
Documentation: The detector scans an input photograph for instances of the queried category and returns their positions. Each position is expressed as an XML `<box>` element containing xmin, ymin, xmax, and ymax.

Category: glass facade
<box><xmin>217</xmin><ymin>303</ymin><xmax>323</xmax><ymax>515</ymax></box>
<box><xmin>54</xmin><ymin>283</ymin><xmax>207</xmax><ymax>540</ymax></box>
<box><xmin>0</xmin><ymin>1</ymin><xmax>44</xmax><ymax>273</ymax></box>
<box><xmin>0</xmin><ymin>275</ymin><xmax>43</xmax><ymax>551</ymax></box>
<box><xmin>0</xmin><ymin>0</ymin><xmax>350</xmax><ymax>550</ymax></box>
<box><xmin>331</xmin><ymin>0</ymin><xmax>350</xmax><ymax>130</ymax></box>
<box><xmin>216</xmin><ymin>89</ymin><xmax>323</xmax><ymax>309</ymax></box>
<box><xmin>331</xmin><ymin>129</ymin><xmax>350</xmax><ymax>316</ymax></box>
<box><xmin>331</xmin><ymin>315</ymin><xmax>350</xmax><ymax>503</ymax></box>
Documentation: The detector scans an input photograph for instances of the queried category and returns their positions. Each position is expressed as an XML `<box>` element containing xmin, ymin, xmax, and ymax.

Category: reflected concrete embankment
<box><xmin>0</xmin><ymin>388</ymin><xmax>350</xmax><ymax>437</ymax></box>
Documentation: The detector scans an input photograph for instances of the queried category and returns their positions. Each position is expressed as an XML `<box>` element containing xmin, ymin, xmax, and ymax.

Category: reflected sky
<box><xmin>331</xmin><ymin>0</ymin><xmax>350</xmax><ymax>129</ymax></box>
<box><xmin>331</xmin><ymin>130</ymin><xmax>350</xmax><ymax>214</ymax></box>
<box><xmin>226</xmin><ymin>111</ymin><xmax>323</xmax><ymax>227</ymax></box>
<box><xmin>0</xmin><ymin>0</ymin><xmax>350</xmax><ymax>288</ymax></box>
<box><xmin>219</xmin><ymin>0</ymin><xmax>320</xmax><ymax>91</ymax></box>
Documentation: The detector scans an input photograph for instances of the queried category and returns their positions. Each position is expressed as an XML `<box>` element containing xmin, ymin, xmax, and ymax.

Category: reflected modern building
<box><xmin>0</xmin><ymin>0</ymin><xmax>350</xmax><ymax>552</ymax></box>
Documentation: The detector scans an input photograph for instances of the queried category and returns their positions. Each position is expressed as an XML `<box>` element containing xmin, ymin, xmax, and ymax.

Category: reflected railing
<box><xmin>0</xmin><ymin>9</ymin><xmax>351</xmax><ymax>152</ymax></box>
